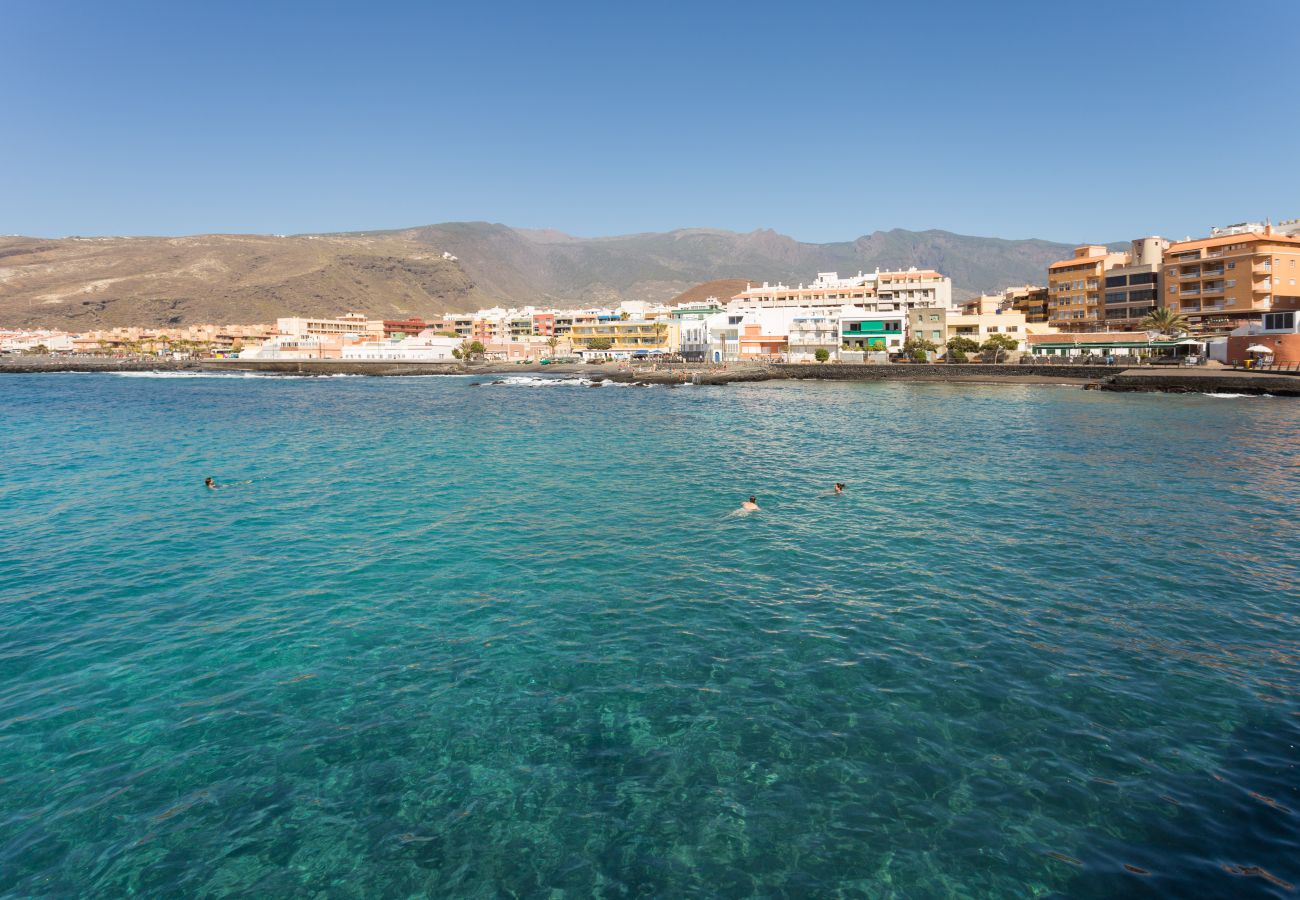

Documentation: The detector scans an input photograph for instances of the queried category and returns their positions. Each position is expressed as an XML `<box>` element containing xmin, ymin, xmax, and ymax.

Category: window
<box><xmin>1226</xmin><ymin>279</ymin><xmax>1236</xmax><ymax>288</ymax></box>
<box><xmin>1227</xmin><ymin>262</ymin><xmax>1235</xmax><ymax>269</ymax></box>
<box><xmin>1168</xmin><ymin>285</ymin><xmax>1176</xmax><ymax>293</ymax></box>
<box><xmin>929</xmin><ymin>314</ymin><xmax>939</xmax><ymax>322</ymax></box>
<box><xmin>1263</xmin><ymin>312</ymin><xmax>1295</xmax><ymax>331</ymax></box>
<box><xmin>1008</xmin><ymin>325</ymin><xmax>1018</xmax><ymax>332</ymax></box>
<box><xmin>930</xmin><ymin>330</ymin><xmax>941</xmax><ymax>340</ymax></box>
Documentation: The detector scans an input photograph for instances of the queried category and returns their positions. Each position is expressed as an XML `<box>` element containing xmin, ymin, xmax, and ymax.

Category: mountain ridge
<box><xmin>0</xmin><ymin>224</ymin><xmax>1120</xmax><ymax>329</ymax></box>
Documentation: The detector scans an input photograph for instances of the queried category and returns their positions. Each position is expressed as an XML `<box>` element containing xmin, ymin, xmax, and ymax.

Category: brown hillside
<box><xmin>0</xmin><ymin>234</ymin><xmax>492</xmax><ymax>329</ymax></box>
<box><xmin>667</xmin><ymin>278</ymin><xmax>755</xmax><ymax>307</ymax></box>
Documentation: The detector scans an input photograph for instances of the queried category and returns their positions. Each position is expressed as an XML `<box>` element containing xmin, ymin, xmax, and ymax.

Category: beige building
<box><xmin>1047</xmin><ymin>245</ymin><xmax>1130</xmax><ymax>332</ymax></box>
<box><xmin>277</xmin><ymin>313</ymin><xmax>384</xmax><ymax>340</ymax></box>
<box><xmin>1161</xmin><ymin>224</ymin><xmax>1300</xmax><ymax>333</ymax></box>
<box><xmin>908</xmin><ymin>300</ymin><xmax>1050</xmax><ymax>354</ymax></box>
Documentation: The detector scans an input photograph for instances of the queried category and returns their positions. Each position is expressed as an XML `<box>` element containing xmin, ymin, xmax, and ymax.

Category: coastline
<box><xmin>3</xmin><ymin>355</ymin><xmax>1297</xmax><ymax>396</ymax></box>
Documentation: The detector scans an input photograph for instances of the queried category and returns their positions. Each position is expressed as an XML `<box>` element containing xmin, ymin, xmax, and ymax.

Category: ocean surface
<box><xmin>1</xmin><ymin>372</ymin><xmax>1297</xmax><ymax>898</ymax></box>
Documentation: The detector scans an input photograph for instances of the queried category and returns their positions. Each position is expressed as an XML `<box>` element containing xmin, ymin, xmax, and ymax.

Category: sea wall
<box><xmin>1101</xmin><ymin>369</ymin><xmax>1300</xmax><ymax>397</ymax></box>
<box><xmin>773</xmin><ymin>363</ymin><xmax>1116</xmax><ymax>381</ymax></box>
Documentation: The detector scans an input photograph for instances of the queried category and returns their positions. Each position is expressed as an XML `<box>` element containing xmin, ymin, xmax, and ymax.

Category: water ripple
<box><xmin>0</xmin><ymin>375</ymin><xmax>1297</xmax><ymax>896</ymax></box>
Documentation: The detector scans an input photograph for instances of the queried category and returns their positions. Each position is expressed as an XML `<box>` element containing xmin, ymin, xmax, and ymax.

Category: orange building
<box><xmin>1160</xmin><ymin>226</ymin><xmax>1300</xmax><ymax>333</ymax></box>
<box><xmin>1047</xmin><ymin>245</ymin><xmax>1130</xmax><ymax>332</ymax></box>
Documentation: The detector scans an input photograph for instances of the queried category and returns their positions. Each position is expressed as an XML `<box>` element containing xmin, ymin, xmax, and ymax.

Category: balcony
<box><xmin>1201</xmin><ymin>282</ymin><xmax>1225</xmax><ymax>295</ymax></box>
<box><xmin>1179</xmin><ymin>287</ymin><xmax>1201</xmax><ymax>297</ymax></box>
<box><xmin>1179</xmin><ymin>269</ymin><xmax>1201</xmax><ymax>279</ymax></box>
<box><xmin>1202</xmin><ymin>267</ymin><xmax>1225</xmax><ymax>277</ymax></box>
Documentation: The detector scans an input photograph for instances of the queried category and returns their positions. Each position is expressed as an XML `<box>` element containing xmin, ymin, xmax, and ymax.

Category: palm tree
<box><xmin>546</xmin><ymin>335</ymin><xmax>559</xmax><ymax>357</ymax></box>
<box><xmin>651</xmin><ymin>321</ymin><xmax>668</xmax><ymax>351</ymax></box>
<box><xmin>1140</xmin><ymin>307</ymin><xmax>1190</xmax><ymax>337</ymax></box>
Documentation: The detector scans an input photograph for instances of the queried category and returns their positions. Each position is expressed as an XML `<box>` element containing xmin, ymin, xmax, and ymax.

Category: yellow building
<box><xmin>1161</xmin><ymin>226</ymin><xmax>1300</xmax><ymax>332</ymax></box>
<box><xmin>1047</xmin><ymin>245</ymin><xmax>1130</xmax><ymax>332</ymax></box>
<box><xmin>569</xmin><ymin>320</ymin><xmax>678</xmax><ymax>355</ymax></box>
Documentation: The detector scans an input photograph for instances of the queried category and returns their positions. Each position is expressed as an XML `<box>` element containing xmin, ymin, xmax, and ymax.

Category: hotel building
<box><xmin>1161</xmin><ymin>222</ymin><xmax>1300</xmax><ymax>332</ymax></box>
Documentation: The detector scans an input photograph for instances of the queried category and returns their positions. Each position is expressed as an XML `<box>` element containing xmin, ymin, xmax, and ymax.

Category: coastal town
<box><xmin>4</xmin><ymin>219</ymin><xmax>1299</xmax><ymax>368</ymax></box>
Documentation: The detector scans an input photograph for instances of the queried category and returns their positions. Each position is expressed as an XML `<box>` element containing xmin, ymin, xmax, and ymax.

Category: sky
<box><xmin>2</xmin><ymin>0</ymin><xmax>1297</xmax><ymax>244</ymax></box>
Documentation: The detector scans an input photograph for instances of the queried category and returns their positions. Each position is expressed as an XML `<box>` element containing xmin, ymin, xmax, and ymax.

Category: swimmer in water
<box><xmin>833</xmin><ymin>482</ymin><xmax>845</xmax><ymax>494</ymax></box>
<box><xmin>723</xmin><ymin>496</ymin><xmax>760</xmax><ymax>519</ymax></box>
<box><xmin>205</xmin><ymin>477</ymin><xmax>217</xmax><ymax>490</ymax></box>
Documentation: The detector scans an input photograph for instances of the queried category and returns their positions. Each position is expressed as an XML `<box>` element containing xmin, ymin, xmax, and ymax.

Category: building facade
<box><xmin>731</xmin><ymin>269</ymin><xmax>953</xmax><ymax>315</ymax></box>
<box><xmin>1047</xmin><ymin>245</ymin><xmax>1130</xmax><ymax>332</ymax></box>
<box><xmin>1102</xmin><ymin>237</ymin><xmax>1167</xmax><ymax>329</ymax></box>
<box><xmin>1161</xmin><ymin>225</ymin><xmax>1300</xmax><ymax>333</ymax></box>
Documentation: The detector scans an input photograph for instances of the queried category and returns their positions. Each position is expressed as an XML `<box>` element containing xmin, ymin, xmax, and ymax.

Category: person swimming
<box><xmin>205</xmin><ymin>477</ymin><xmax>217</xmax><ymax>490</ymax></box>
<box><xmin>741</xmin><ymin>496</ymin><xmax>759</xmax><ymax>511</ymax></box>
<box><xmin>833</xmin><ymin>482</ymin><xmax>845</xmax><ymax>494</ymax></box>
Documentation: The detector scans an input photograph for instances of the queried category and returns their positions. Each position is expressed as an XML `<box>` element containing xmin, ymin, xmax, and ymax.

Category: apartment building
<box><xmin>840</xmin><ymin>312</ymin><xmax>907</xmax><ymax>352</ymax></box>
<box><xmin>907</xmin><ymin>303</ymin><xmax>1037</xmax><ymax>353</ymax></box>
<box><xmin>1103</xmin><ymin>237</ymin><xmax>1168</xmax><ymax>329</ymax></box>
<box><xmin>731</xmin><ymin>269</ymin><xmax>953</xmax><ymax>315</ymax></box>
<box><xmin>1161</xmin><ymin>223</ymin><xmax>1300</xmax><ymax>332</ymax></box>
<box><xmin>569</xmin><ymin>320</ymin><xmax>676</xmax><ymax>356</ymax></box>
<box><xmin>997</xmin><ymin>285</ymin><xmax>1050</xmax><ymax>323</ymax></box>
<box><xmin>277</xmin><ymin>313</ymin><xmax>384</xmax><ymax>339</ymax></box>
<box><xmin>787</xmin><ymin>317</ymin><xmax>841</xmax><ymax>362</ymax></box>
<box><xmin>1047</xmin><ymin>245</ymin><xmax>1130</xmax><ymax>332</ymax></box>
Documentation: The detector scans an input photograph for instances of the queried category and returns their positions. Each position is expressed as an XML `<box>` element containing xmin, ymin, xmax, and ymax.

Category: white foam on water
<box><xmin>109</xmin><ymin>370</ymin><xmax>303</xmax><ymax>379</ymax></box>
<box><xmin>487</xmin><ymin>375</ymin><xmax>643</xmax><ymax>388</ymax></box>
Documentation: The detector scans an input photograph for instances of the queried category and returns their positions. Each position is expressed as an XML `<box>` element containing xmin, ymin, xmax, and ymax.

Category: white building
<box><xmin>731</xmin><ymin>269</ymin><xmax>953</xmax><ymax>316</ymax></box>
<box><xmin>340</xmin><ymin>333</ymin><xmax>460</xmax><ymax>361</ymax></box>
<box><xmin>787</xmin><ymin>317</ymin><xmax>841</xmax><ymax>362</ymax></box>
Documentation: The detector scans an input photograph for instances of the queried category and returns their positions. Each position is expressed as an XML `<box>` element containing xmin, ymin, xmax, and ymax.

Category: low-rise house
<box><xmin>1027</xmin><ymin>332</ymin><xmax>1204</xmax><ymax>360</ymax></box>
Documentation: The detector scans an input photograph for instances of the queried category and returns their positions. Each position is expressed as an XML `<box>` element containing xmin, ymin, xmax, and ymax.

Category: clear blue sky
<box><xmin>3</xmin><ymin>0</ymin><xmax>1296</xmax><ymax>244</ymax></box>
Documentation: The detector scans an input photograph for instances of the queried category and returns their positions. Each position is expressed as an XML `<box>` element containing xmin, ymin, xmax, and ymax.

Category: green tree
<box><xmin>546</xmin><ymin>336</ymin><xmax>560</xmax><ymax>356</ymax></box>
<box><xmin>903</xmin><ymin>336</ymin><xmax>938</xmax><ymax>362</ymax></box>
<box><xmin>456</xmin><ymin>339</ymin><xmax>486</xmax><ymax>362</ymax></box>
<box><xmin>586</xmin><ymin>337</ymin><xmax>613</xmax><ymax>352</ymax></box>
<box><xmin>1140</xmin><ymin>307</ymin><xmax>1190</xmax><ymax>337</ymax></box>
<box><xmin>437</xmin><ymin>330</ymin><xmax>460</xmax><ymax>338</ymax></box>
<box><xmin>814</xmin><ymin>347</ymin><xmax>830</xmax><ymax>363</ymax></box>
<box><xmin>946</xmin><ymin>336</ymin><xmax>980</xmax><ymax>354</ymax></box>
<box><xmin>980</xmin><ymin>333</ymin><xmax>1019</xmax><ymax>363</ymax></box>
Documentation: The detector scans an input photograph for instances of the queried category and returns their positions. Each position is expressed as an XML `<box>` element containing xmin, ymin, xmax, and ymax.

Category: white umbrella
<box><xmin>1245</xmin><ymin>344</ymin><xmax>1274</xmax><ymax>354</ymax></box>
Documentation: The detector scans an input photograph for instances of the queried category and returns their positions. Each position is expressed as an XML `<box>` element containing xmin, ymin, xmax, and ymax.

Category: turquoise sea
<box><xmin>1</xmin><ymin>372</ymin><xmax>1297</xmax><ymax>897</ymax></box>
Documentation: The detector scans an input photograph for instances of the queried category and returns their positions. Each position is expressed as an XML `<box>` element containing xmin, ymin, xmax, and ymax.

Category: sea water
<box><xmin>0</xmin><ymin>373</ymin><xmax>1296</xmax><ymax>897</ymax></box>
